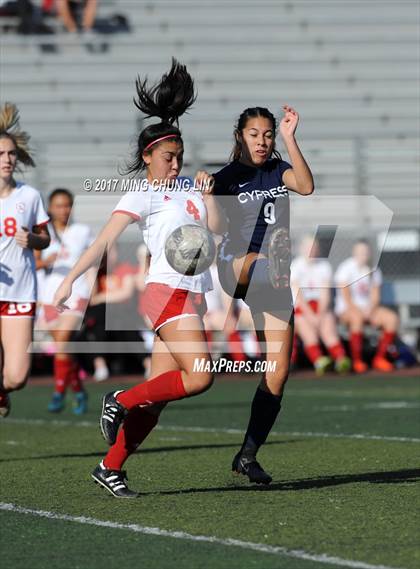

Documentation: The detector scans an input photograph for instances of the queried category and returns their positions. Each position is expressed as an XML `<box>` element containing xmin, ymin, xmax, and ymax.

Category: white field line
<box><xmin>0</xmin><ymin>502</ymin><xmax>405</xmax><ymax>569</ymax></box>
<box><xmin>5</xmin><ymin>418</ymin><xmax>420</xmax><ymax>443</ymax></box>
<box><xmin>316</xmin><ymin>402</ymin><xmax>420</xmax><ymax>412</ymax></box>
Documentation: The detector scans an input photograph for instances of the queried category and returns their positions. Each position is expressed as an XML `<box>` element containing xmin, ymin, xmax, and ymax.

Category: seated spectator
<box><xmin>84</xmin><ymin>243</ymin><xmax>138</xmax><ymax>380</ymax></box>
<box><xmin>334</xmin><ymin>239</ymin><xmax>399</xmax><ymax>373</ymax></box>
<box><xmin>0</xmin><ymin>0</ymin><xmax>53</xmax><ymax>34</ymax></box>
<box><xmin>56</xmin><ymin>0</ymin><xmax>97</xmax><ymax>32</ymax></box>
<box><xmin>291</xmin><ymin>236</ymin><xmax>351</xmax><ymax>375</ymax></box>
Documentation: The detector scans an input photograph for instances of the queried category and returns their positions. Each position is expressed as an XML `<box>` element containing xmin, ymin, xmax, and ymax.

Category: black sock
<box><xmin>240</xmin><ymin>387</ymin><xmax>283</xmax><ymax>457</ymax></box>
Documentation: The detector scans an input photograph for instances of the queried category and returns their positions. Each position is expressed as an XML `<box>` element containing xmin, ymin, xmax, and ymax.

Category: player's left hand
<box><xmin>195</xmin><ymin>171</ymin><xmax>215</xmax><ymax>194</ymax></box>
<box><xmin>14</xmin><ymin>226</ymin><xmax>31</xmax><ymax>248</ymax></box>
<box><xmin>279</xmin><ymin>105</ymin><xmax>299</xmax><ymax>139</ymax></box>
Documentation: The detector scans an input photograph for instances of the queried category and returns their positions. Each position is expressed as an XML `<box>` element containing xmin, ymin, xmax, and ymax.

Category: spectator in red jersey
<box><xmin>334</xmin><ymin>239</ymin><xmax>399</xmax><ymax>373</ymax></box>
<box><xmin>85</xmin><ymin>243</ymin><xmax>137</xmax><ymax>381</ymax></box>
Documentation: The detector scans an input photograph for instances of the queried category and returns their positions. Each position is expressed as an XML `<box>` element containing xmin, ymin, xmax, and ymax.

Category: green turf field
<box><xmin>1</xmin><ymin>374</ymin><xmax>419</xmax><ymax>569</ymax></box>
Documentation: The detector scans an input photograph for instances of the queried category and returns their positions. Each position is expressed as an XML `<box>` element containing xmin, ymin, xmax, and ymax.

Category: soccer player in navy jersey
<box><xmin>212</xmin><ymin>105</ymin><xmax>314</xmax><ymax>484</ymax></box>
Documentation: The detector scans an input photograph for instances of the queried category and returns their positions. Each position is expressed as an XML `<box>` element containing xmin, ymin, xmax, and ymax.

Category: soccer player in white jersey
<box><xmin>291</xmin><ymin>236</ymin><xmax>351</xmax><ymax>374</ymax></box>
<box><xmin>335</xmin><ymin>239</ymin><xmax>399</xmax><ymax>373</ymax></box>
<box><xmin>0</xmin><ymin>103</ymin><xmax>50</xmax><ymax>418</ymax></box>
<box><xmin>54</xmin><ymin>60</ymin><xmax>225</xmax><ymax>497</ymax></box>
<box><xmin>35</xmin><ymin>188</ymin><xmax>93</xmax><ymax>414</ymax></box>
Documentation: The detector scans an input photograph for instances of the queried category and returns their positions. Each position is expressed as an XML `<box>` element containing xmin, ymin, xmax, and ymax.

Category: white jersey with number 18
<box><xmin>0</xmin><ymin>182</ymin><xmax>49</xmax><ymax>302</ymax></box>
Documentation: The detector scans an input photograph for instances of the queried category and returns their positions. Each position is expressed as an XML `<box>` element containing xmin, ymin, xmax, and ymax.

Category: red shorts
<box><xmin>43</xmin><ymin>297</ymin><xmax>89</xmax><ymax>323</ymax></box>
<box><xmin>142</xmin><ymin>283</ymin><xmax>207</xmax><ymax>332</ymax></box>
<box><xmin>295</xmin><ymin>299</ymin><xmax>319</xmax><ymax>316</ymax></box>
<box><xmin>0</xmin><ymin>301</ymin><xmax>36</xmax><ymax>318</ymax></box>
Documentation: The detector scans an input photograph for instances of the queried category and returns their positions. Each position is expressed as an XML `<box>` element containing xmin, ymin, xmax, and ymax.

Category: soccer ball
<box><xmin>165</xmin><ymin>224</ymin><xmax>216</xmax><ymax>276</ymax></box>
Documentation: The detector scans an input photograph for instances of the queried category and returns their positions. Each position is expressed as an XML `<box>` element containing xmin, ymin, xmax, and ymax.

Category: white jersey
<box><xmin>290</xmin><ymin>256</ymin><xmax>332</xmax><ymax>304</ymax></box>
<box><xmin>0</xmin><ymin>182</ymin><xmax>49</xmax><ymax>302</ymax></box>
<box><xmin>113</xmin><ymin>178</ymin><xmax>212</xmax><ymax>293</ymax></box>
<box><xmin>39</xmin><ymin>222</ymin><xmax>94</xmax><ymax>304</ymax></box>
<box><xmin>334</xmin><ymin>257</ymin><xmax>382</xmax><ymax>315</ymax></box>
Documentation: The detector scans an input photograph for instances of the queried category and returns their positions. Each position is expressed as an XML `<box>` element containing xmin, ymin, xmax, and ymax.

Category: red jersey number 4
<box><xmin>186</xmin><ymin>200</ymin><xmax>200</xmax><ymax>221</ymax></box>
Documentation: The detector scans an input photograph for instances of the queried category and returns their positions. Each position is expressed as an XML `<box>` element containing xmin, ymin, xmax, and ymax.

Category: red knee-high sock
<box><xmin>304</xmin><ymin>344</ymin><xmax>323</xmax><ymax>364</ymax></box>
<box><xmin>350</xmin><ymin>332</ymin><xmax>363</xmax><ymax>361</ymax></box>
<box><xmin>327</xmin><ymin>343</ymin><xmax>346</xmax><ymax>361</ymax></box>
<box><xmin>69</xmin><ymin>361</ymin><xmax>83</xmax><ymax>393</ymax></box>
<box><xmin>117</xmin><ymin>370</ymin><xmax>187</xmax><ymax>410</ymax></box>
<box><xmin>104</xmin><ymin>407</ymin><xmax>159</xmax><ymax>471</ymax></box>
<box><xmin>54</xmin><ymin>357</ymin><xmax>72</xmax><ymax>394</ymax></box>
<box><xmin>228</xmin><ymin>331</ymin><xmax>246</xmax><ymax>362</ymax></box>
<box><xmin>375</xmin><ymin>331</ymin><xmax>395</xmax><ymax>358</ymax></box>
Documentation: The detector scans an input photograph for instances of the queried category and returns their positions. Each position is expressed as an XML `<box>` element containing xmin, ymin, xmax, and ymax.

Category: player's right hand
<box><xmin>53</xmin><ymin>281</ymin><xmax>72</xmax><ymax>313</ymax></box>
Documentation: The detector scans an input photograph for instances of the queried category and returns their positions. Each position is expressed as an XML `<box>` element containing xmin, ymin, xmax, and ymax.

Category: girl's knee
<box><xmin>188</xmin><ymin>371</ymin><xmax>214</xmax><ymax>395</ymax></box>
<box><xmin>264</xmin><ymin>366</ymin><xmax>290</xmax><ymax>393</ymax></box>
<box><xmin>3</xmin><ymin>369</ymin><xmax>29</xmax><ymax>391</ymax></box>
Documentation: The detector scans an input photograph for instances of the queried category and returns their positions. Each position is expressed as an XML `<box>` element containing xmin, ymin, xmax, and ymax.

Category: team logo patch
<box><xmin>16</xmin><ymin>202</ymin><xmax>25</xmax><ymax>213</ymax></box>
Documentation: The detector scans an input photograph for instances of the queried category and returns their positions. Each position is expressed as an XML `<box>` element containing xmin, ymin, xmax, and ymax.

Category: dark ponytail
<box><xmin>123</xmin><ymin>58</ymin><xmax>197</xmax><ymax>176</ymax></box>
<box><xmin>230</xmin><ymin>107</ymin><xmax>282</xmax><ymax>162</ymax></box>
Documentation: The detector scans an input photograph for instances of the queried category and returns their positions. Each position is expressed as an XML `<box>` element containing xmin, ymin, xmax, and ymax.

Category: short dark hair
<box><xmin>48</xmin><ymin>188</ymin><xmax>74</xmax><ymax>205</ymax></box>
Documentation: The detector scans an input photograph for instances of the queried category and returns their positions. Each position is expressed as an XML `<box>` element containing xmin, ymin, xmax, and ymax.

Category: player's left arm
<box><xmin>15</xmin><ymin>224</ymin><xmax>50</xmax><ymax>250</ymax></box>
<box><xmin>279</xmin><ymin>105</ymin><xmax>314</xmax><ymax>196</ymax></box>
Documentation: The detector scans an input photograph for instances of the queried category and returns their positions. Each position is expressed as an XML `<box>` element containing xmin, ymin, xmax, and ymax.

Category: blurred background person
<box><xmin>291</xmin><ymin>236</ymin><xmax>351</xmax><ymax>375</ymax></box>
<box><xmin>203</xmin><ymin>263</ymin><xmax>249</xmax><ymax>362</ymax></box>
<box><xmin>55</xmin><ymin>0</ymin><xmax>97</xmax><ymax>33</ymax></box>
<box><xmin>135</xmin><ymin>242</ymin><xmax>154</xmax><ymax>378</ymax></box>
<box><xmin>35</xmin><ymin>188</ymin><xmax>93</xmax><ymax>413</ymax></box>
<box><xmin>334</xmin><ymin>239</ymin><xmax>399</xmax><ymax>373</ymax></box>
<box><xmin>82</xmin><ymin>242</ymin><xmax>138</xmax><ymax>381</ymax></box>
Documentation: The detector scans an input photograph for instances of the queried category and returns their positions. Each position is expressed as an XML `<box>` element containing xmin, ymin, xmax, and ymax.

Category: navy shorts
<box><xmin>216</xmin><ymin>243</ymin><xmax>294</xmax><ymax>319</ymax></box>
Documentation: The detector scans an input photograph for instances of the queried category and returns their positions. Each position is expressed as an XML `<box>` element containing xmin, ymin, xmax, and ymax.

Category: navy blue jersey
<box><xmin>212</xmin><ymin>158</ymin><xmax>292</xmax><ymax>256</ymax></box>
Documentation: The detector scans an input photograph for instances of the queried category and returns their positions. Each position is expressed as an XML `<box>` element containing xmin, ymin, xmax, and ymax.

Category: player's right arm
<box><xmin>53</xmin><ymin>213</ymin><xmax>133</xmax><ymax>311</ymax></box>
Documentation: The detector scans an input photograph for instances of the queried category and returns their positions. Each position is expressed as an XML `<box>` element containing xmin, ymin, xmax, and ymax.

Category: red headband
<box><xmin>144</xmin><ymin>134</ymin><xmax>180</xmax><ymax>152</ymax></box>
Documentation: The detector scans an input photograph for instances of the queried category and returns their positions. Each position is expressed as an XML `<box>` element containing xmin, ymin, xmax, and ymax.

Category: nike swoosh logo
<box><xmin>238</xmin><ymin>182</ymin><xmax>250</xmax><ymax>188</ymax></box>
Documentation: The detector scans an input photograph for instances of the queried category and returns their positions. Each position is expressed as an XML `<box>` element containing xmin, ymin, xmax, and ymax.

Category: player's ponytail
<box><xmin>0</xmin><ymin>102</ymin><xmax>35</xmax><ymax>168</ymax></box>
<box><xmin>123</xmin><ymin>58</ymin><xmax>197</xmax><ymax>176</ymax></box>
<box><xmin>134</xmin><ymin>58</ymin><xmax>196</xmax><ymax>126</ymax></box>
<box><xmin>230</xmin><ymin>107</ymin><xmax>282</xmax><ymax>163</ymax></box>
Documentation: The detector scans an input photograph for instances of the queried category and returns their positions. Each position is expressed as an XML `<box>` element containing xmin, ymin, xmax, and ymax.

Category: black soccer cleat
<box><xmin>232</xmin><ymin>452</ymin><xmax>273</xmax><ymax>485</ymax></box>
<box><xmin>100</xmin><ymin>390</ymin><xmax>128</xmax><ymax>445</ymax></box>
<box><xmin>268</xmin><ymin>227</ymin><xmax>291</xmax><ymax>289</ymax></box>
<box><xmin>0</xmin><ymin>392</ymin><xmax>11</xmax><ymax>418</ymax></box>
<box><xmin>91</xmin><ymin>463</ymin><xmax>139</xmax><ymax>498</ymax></box>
